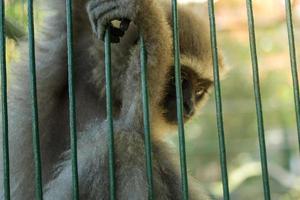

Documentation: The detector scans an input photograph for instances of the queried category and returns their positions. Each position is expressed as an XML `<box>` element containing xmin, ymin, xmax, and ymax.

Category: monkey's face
<box><xmin>160</xmin><ymin>66</ymin><xmax>212</xmax><ymax>124</ymax></box>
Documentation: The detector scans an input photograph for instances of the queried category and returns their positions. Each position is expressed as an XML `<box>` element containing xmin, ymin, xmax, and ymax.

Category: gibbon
<box><xmin>0</xmin><ymin>0</ymin><xmax>224</xmax><ymax>199</ymax></box>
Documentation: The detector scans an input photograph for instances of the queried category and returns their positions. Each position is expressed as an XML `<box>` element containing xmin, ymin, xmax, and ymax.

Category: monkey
<box><xmin>0</xmin><ymin>0</ymin><xmax>224</xmax><ymax>199</ymax></box>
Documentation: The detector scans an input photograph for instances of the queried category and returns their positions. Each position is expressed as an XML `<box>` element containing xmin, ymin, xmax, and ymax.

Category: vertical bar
<box><xmin>27</xmin><ymin>0</ymin><xmax>43</xmax><ymax>199</ymax></box>
<box><xmin>285</xmin><ymin>0</ymin><xmax>300</xmax><ymax>152</ymax></box>
<box><xmin>246</xmin><ymin>1</ymin><xmax>271</xmax><ymax>199</ymax></box>
<box><xmin>65</xmin><ymin>0</ymin><xmax>79</xmax><ymax>199</ymax></box>
<box><xmin>171</xmin><ymin>0</ymin><xmax>189</xmax><ymax>199</ymax></box>
<box><xmin>104</xmin><ymin>28</ymin><xmax>116</xmax><ymax>200</ymax></box>
<box><xmin>140</xmin><ymin>35</ymin><xmax>154</xmax><ymax>200</ymax></box>
<box><xmin>0</xmin><ymin>0</ymin><xmax>10</xmax><ymax>199</ymax></box>
<box><xmin>207</xmin><ymin>1</ymin><xmax>230</xmax><ymax>199</ymax></box>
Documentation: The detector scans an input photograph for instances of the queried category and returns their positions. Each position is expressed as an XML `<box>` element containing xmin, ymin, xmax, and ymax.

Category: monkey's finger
<box><xmin>87</xmin><ymin>1</ymin><xmax>118</xmax><ymax>38</ymax></box>
<box><xmin>120</xmin><ymin>18</ymin><xmax>131</xmax><ymax>32</ymax></box>
<box><xmin>96</xmin><ymin>19</ymin><xmax>106</xmax><ymax>40</ymax></box>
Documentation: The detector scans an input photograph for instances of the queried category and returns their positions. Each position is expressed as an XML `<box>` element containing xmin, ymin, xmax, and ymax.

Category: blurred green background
<box><xmin>4</xmin><ymin>0</ymin><xmax>300</xmax><ymax>199</ymax></box>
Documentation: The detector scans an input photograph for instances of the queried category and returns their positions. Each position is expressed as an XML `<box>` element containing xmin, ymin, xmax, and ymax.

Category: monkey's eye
<box><xmin>195</xmin><ymin>87</ymin><xmax>207</xmax><ymax>101</ymax></box>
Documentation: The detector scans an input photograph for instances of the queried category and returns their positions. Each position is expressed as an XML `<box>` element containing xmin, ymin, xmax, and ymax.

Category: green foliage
<box><xmin>6</xmin><ymin>0</ymin><xmax>27</xmax><ymax>30</ymax></box>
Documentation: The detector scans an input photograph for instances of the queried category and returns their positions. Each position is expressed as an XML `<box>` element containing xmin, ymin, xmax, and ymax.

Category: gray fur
<box><xmin>0</xmin><ymin>0</ymin><xmax>219</xmax><ymax>199</ymax></box>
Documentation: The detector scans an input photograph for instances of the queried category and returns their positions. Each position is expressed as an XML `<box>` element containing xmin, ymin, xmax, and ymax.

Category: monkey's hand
<box><xmin>86</xmin><ymin>0</ymin><xmax>144</xmax><ymax>43</ymax></box>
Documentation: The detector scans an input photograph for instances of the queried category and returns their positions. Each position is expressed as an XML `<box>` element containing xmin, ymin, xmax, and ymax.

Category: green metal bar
<box><xmin>104</xmin><ymin>28</ymin><xmax>116</xmax><ymax>200</ymax></box>
<box><xmin>171</xmin><ymin>0</ymin><xmax>189</xmax><ymax>199</ymax></box>
<box><xmin>65</xmin><ymin>0</ymin><xmax>79</xmax><ymax>199</ymax></box>
<box><xmin>0</xmin><ymin>0</ymin><xmax>10</xmax><ymax>199</ymax></box>
<box><xmin>285</xmin><ymin>0</ymin><xmax>300</xmax><ymax>152</ymax></box>
<box><xmin>140</xmin><ymin>35</ymin><xmax>154</xmax><ymax>200</ymax></box>
<box><xmin>246</xmin><ymin>1</ymin><xmax>271</xmax><ymax>199</ymax></box>
<box><xmin>207</xmin><ymin>1</ymin><xmax>230</xmax><ymax>199</ymax></box>
<box><xmin>27</xmin><ymin>0</ymin><xmax>43</xmax><ymax>199</ymax></box>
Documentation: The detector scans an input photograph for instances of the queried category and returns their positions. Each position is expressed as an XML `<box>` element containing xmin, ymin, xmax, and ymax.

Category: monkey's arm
<box><xmin>44</xmin><ymin>121</ymin><xmax>150</xmax><ymax>200</ymax></box>
<box><xmin>43</xmin><ymin>121</ymin><xmax>107</xmax><ymax>199</ymax></box>
<box><xmin>87</xmin><ymin>0</ymin><xmax>173</xmax><ymax>98</ymax></box>
<box><xmin>0</xmin><ymin>34</ymin><xmax>68</xmax><ymax>199</ymax></box>
<box><xmin>153</xmin><ymin>142</ymin><xmax>213</xmax><ymax>200</ymax></box>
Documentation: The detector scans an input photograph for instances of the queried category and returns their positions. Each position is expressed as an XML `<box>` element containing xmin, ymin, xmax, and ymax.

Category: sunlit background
<box><xmin>4</xmin><ymin>0</ymin><xmax>300</xmax><ymax>199</ymax></box>
<box><xmin>178</xmin><ymin>0</ymin><xmax>300</xmax><ymax>199</ymax></box>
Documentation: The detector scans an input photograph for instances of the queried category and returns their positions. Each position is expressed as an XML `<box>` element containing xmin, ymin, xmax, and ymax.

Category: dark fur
<box><xmin>0</xmin><ymin>0</ymin><xmax>221</xmax><ymax>199</ymax></box>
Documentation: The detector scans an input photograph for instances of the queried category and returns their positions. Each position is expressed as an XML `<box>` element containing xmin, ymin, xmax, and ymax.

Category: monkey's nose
<box><xmin>183</xmin><ymin>101</ymin><xmax>195</xmax><ymax>117</ymax></box>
